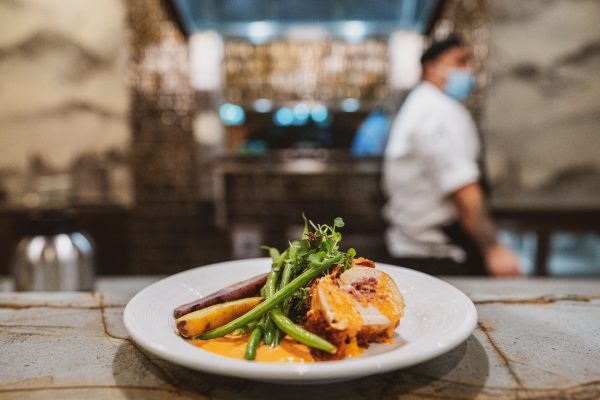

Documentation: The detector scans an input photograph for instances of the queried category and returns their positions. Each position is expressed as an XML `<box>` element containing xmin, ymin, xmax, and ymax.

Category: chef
<box><xmin>382</xmin><ymin>35</ymin><xmax>522</xmax><ymax>276</ymax></box>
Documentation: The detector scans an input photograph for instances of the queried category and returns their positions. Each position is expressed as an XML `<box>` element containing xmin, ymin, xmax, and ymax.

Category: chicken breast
<box><xmin>305</xmin><ymin>263</ymin><xmax>405</xmax><ymax>360</ymax></box>
<box><xmin>339</xmin><ymin>266</ymin><xmax>405</xmax><ymax>343</ymax></box>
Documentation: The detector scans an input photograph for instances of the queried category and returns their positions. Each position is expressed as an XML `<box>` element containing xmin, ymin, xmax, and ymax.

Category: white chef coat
<box><xmin>382</xmin><ymin>81</ymin><xmax>480</xmax><ymax>261</ymax></box>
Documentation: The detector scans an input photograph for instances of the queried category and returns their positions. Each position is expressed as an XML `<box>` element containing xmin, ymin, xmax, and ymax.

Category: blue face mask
<box><xmin>444</xmin><ymin>69</ymin><xmax>475</xmax><ymax>102</ymax></box>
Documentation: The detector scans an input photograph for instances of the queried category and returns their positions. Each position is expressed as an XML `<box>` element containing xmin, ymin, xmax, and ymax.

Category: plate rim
<box><xmin>123</xmin><ymin>258</ymin><xmax>478</xmax><ymax>382</ymax></box>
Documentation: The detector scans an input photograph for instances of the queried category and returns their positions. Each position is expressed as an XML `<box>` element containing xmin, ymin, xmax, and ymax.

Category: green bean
<box><xmin>278</xmin><ymin>261</ymin><xmax>295</xmax><ymax>291</ymax></box>
<box><xmin>262</xmin><ymin>252</ymin><xmax>282</xmax><ymax>344</ymax></box>
<box><xmin>262</xmin><ymin>251</ymin><xmax>288</xmax><ymax>345</ymax></box>
<box><xmin>281</xmin><ymin>262</ymin><xmax>297</xmax><ymax>310</ymax></box>
<box><xmin>265</xmin><ymin>247</ymin><xmax>289</xmax><ymax>297</ymax></box>
<box><xmin>270</xmin><ymin>309</ymin><xmax>336</xmax><ymax>354</ymax></box>
<box><xmin>272</xmin><ymin>261</ymin><xmax>295</xmax><ymax>346</ymax></box>
<box><xmin>244</xmin><ymin>326</ymin><xmax>263</xmax><ymax>361</ymax></box>
<box><xmin>272</xmin><ymin>322</ymin><xmax>282</xmax><ymax>346</ymax></box>
<box><xmin>267</xmin><ymin>247</ymin><xmax>280</xmax><ymax>263</ymax></box>
<box><xmin>198</xmin><ymin>254</ymin><xmax>342</xmax><ymax>340</ymax></box>
<box><xmin>265</xmin><ymin>270</ymin><xmax>278</xmax><ymax>299</ymax></box>
<box><xmin>263</xmin><ymin>316</ymin><xmax>275</xmax><ymax>345</ymax></box>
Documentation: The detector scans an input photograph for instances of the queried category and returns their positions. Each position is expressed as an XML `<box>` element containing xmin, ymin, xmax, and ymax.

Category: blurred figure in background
<box><xmin>382</xmin><ymin>35</ymin><xmax>522</xmax><ymax>277</ymax></box>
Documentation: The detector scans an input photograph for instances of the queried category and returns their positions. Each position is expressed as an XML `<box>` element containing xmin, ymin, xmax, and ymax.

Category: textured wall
<box><xmin>0</xmin><ymin>0</ymin><xmax>130</xmax><ymax>171</ymax></box>
<box><xmin>484</xmin><ymin>0</ymin><xmax>600</xmax><ymax>204</ymax></box>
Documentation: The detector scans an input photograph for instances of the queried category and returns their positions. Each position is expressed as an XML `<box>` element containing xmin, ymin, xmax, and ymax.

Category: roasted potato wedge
<box><xmin>176</xmin><ymin>297</ymin><xmax>262</xmax><ymax>338</ymax></box>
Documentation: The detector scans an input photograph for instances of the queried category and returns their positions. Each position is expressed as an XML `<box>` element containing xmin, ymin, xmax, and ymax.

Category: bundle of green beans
<box><xmin>197</xmin><ymin>216</ymin><xmax>356</xmax><ymax>360</ymax></box>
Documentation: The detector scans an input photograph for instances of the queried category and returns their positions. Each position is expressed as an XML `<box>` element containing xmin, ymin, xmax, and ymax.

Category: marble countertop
<box><xmin>1</xmin><ymin>276</ymin><xmax>599</xmax><ymax>399</ymax></box>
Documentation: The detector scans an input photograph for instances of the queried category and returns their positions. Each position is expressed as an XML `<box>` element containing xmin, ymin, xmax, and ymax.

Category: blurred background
<box><xmin>0</xmin><ymin>0</ymin><xmax>599</xmax><ymax>278</ymax></box>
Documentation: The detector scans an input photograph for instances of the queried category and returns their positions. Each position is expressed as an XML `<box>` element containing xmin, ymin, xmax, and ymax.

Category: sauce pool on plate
<box><xmin>190</xmin><ymin>335</ymin><xmax>316</xmax><ymax>363</ymax></box>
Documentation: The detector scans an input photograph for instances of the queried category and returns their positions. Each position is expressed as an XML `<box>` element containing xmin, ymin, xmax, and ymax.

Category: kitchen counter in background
<box><xmin>1</xmin><ymin>202</ymin><xmax>599</xmax><ymax>277</ymax></box>
<box><xmin>1</xmin><ymin>152</ymin><xmax>599</xmax><ymax>276</ymax></box>
<box><xmin>0</xmin><ymin>276</ymin><xmax>599</xmax><ymax>399</ymax></box>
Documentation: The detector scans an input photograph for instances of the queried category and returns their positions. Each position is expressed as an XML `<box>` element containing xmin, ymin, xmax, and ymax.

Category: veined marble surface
<box><xmin>484</xmin><ymin>0</ymin><xmax>600</xmax><ymax>201</ymax></box>
<box><xmin>0</xmin><ymin>277</ymin><xmax>599</xmax><ymax>399</ymax></box>
<box><xmin>0</xmin><ymin>0</ymin><xmax>130</xmax><ymax>171</ymax></box>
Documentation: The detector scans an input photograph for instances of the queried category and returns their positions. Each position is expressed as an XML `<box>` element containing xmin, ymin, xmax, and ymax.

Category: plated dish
<box><xmin>124</xmin><ymin>217</ymin><xmax>477</xmax><ymax>383</ymax></box>
<box><xmin>174</xmin><ymin>217</ymin><xmax>405</xmax><ymax>362</ymax></box>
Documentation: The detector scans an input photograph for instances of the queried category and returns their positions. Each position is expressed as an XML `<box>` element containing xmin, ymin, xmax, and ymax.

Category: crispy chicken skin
<box><xmin>305</xmin><ymin>260</ymin><xmax>405</xmax><ymax>360</ymax></box>
<box><xmin>352</xmin><ymin>257</ymin><xmax>376</xmax><ymax>268</ymax></box>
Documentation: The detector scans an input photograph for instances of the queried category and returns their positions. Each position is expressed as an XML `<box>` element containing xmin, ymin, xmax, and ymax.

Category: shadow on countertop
<box><xmin>111</xmin><ymin>335</ymin><xmax>492</xmax><ymax>400</ymax></box>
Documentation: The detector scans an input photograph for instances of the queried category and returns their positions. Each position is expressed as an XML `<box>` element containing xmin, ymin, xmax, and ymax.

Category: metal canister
<box><xmin>12</xmin><ymin>210</ymin><xmax>95</xmax><ymax>291</ymax></box>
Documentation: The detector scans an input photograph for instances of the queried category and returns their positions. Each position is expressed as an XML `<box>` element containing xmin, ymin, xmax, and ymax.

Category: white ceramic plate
<box><xmin>124</xmin><ymin>258</ymin><xmax>477</xmax><ymax>384</ymax></box>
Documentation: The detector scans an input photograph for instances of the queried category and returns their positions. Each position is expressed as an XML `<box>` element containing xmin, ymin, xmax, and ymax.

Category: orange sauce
<box><xmin>190</xmin><ymin>335</ymin><xmax>315</xmax><ymax>363</ymax></box>
<box><xmin>374</xmin><ymin>274</ymin><xmax>404</xmax><ymax>323</ymax></box>
<box><xmin>314</xmin><ymin>276</ymin><xmax>363</xmax><ymax>333</ymax></box>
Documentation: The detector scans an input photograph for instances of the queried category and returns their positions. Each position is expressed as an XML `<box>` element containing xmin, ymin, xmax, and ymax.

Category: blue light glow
<box><xmin>311</xmin><ymin>104</ymin><xmax>329</xmax><ymax>123</ymax></box>
<box><xmin>273</xmin><ymin>107</ymin><xmax>294</xmax><ymax>126</ymax></box>
<box><xmin>342</xmin><ymin>21</ymin><xmax>367</xmax><ymax>42</ymax></box>
<box><xmin>247</xmin><ymin>21</ymin><xmax>274</xmax><ymax>44</ymax></box>
<box><xmin>219</xmin><ymin>103</ymin><xmax>245</xmax><ymax>125</ymax></box>
<box><xmin>293</xmin><ymin>103</ymin><xmax>310</xmax><ymax>125</ymax></box>
<box><xmin>253</xmin><ymin>98</ymin><xmax>273</xmax><ymax>113</ymax></box>
<box><xmin>340</xmin><ymin>98</ymin><xmax>361</xmax><ymax>112</ymax></box>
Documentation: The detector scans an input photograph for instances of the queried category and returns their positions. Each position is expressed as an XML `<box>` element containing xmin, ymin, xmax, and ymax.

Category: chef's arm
<box><xmin>451</xmin><ymin>183</ymin><xmax>523</xmax><ymax>276</ymax></box>
<box><xmin>451</xmin><ymin>183</ymin><xmax>497</xmax><ymax>249</ymax></box>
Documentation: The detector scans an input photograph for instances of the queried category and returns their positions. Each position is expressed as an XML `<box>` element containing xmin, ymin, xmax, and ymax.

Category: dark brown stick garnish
<box><xmin>173</xmin><ymin>273</ymin><xmax>268</xmax><ymax>318</ymax></box>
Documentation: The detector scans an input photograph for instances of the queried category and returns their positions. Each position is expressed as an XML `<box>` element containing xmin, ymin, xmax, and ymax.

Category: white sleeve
<box><xmin>412</xmin><ymin>117</ymin><xmax>480</xmax><ymax>196</ymax></box>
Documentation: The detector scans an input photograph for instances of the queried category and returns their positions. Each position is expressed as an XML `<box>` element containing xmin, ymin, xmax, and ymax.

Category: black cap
<box><xmin>420</xmin><ymin>34</ymin><xmax>465</xmax><ymax>65</ymax></box>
